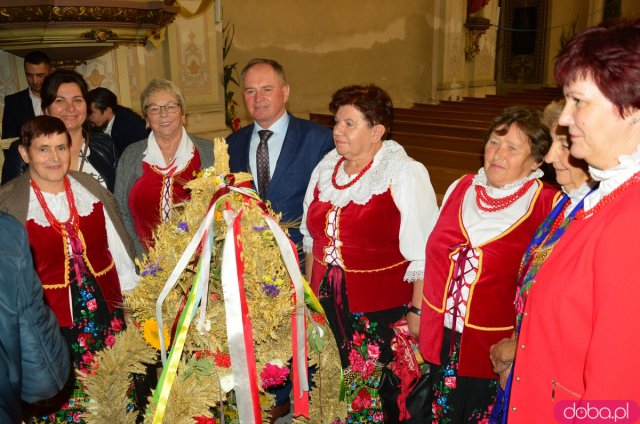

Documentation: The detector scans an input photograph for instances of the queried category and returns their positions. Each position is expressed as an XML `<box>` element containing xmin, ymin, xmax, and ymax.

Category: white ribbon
<box><xmin>263</xmin><ymin>215</ymin><xmax>309</xmax><ymax>395</ymax></box>
<box><xmin>155</xmin><ymin>203</ymin><xmax>217</xmax><ymax>364</ymax></box>
<box><xmin>220</xmin><ymin>209</ymin><xmax>260</xmax><ymax>423</ymax></box>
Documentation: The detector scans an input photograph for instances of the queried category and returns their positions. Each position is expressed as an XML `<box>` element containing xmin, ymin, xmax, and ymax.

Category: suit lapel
<box><xmin>269</xmin><ymin>115</ymin><xmax>300</xmax><ymax>194</ymax></box>
<box><xmin>20</xmin><ymin>90</ymin><xmax>35</xmax><ymax>119</ymax></box>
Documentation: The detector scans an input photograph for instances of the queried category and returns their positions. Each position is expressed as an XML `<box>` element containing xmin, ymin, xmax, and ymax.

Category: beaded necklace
<box><xmin>331</xmin><ymin>156</ymin><xmax>374</xmax><ymax>190</ymax></box>
<box><xmin>474</xmin><ymin>179</ymin><xmax>536</xmax><ymax>212</ymax></box>
<box><xmin>577</xmin><ymin>170</ymin><xmax>640</xmax><ymax>219</ymax></box>
<box><xmin>548</xmin><ymin>201</ymin><xmax>570</xmax><ymax>235</ymax></box>
<box><xmin>31</xmin><ymin>176</ymin><xmax>80</xmax><ymax>237</ymax></box>
<box><xmin>31</xmin><ymin>176</ymin><xmax>89</xmax><ymax>288</ymax></box>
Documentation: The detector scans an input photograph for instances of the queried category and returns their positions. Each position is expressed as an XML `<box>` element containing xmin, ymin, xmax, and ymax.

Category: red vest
<box><xmin>129</xmin><ymin>152</ymin><xmax>201</xmax><ymax>249</ymax></box>
<box><xmin>26</xmin><ymin>204</ymin><xmax>123</xmax><ymax>327</ymax></box>
<box><xmin>306</xmin><ymin>186</ymin><xmax>412</xmax><ymax>312</ymax></box>
<box><xmin>419</xmin><ymin>175</ymin><xmax>558</xmax><ymax>379</ymax></box>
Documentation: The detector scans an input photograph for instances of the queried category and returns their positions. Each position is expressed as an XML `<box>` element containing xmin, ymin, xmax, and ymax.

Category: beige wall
<box><xmin>4</xmin><ymin>0</ymin><xmax>640</xmax><ymax>139</ymax></box>
<box><xmin>622</xmin><ymin>0</ymin><xmax>640</xmax><ymax>17</ymax></box>
<box><xmin>223</xmin><ymin>0</ymin><xmax>439</xmax><ymax>116</ymax></box>
<box><xmin>544</xmin><ymin>0</ymin><xmax>640</xmax><ymax>88</ymax></box>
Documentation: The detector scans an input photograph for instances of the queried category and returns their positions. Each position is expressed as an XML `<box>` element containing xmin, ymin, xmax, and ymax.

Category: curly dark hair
<box><xmin>329</xmin><ymin>84</ymin><xmax>394</xmax><ymax>137</ymax></box>
<box><xmin>484</xmin><ymin>106</ymin><xmax>552</xmax><ymax>163</ymax></box>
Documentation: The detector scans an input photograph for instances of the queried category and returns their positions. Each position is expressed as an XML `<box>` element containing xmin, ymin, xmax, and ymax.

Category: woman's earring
<box><xmin>632</xmin><ymin>117</ymin><xmax>639</xmax><ymax>124</ymax></box>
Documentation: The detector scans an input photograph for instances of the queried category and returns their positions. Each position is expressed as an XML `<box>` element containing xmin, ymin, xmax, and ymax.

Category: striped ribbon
<box><xmin>221</xmin><ymin>209</ymin><xmax>263</xmax><ymax>422</ymax></box>
<box><xmin>151</xmin><ymin>228</ymin><xmax>212</xmax><ymax>423</ymax></box>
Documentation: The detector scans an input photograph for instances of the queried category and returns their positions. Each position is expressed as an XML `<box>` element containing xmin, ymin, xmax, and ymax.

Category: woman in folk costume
<box><xmin>507</xmin><ymin>18</ymin><xmax>640</xmax><ymax>422</ymax></box>
<box><xmin>0</xmin><ymin>115</ymin><xmax>138</xmax><ymax>423</ymax></box>
<box><xmin>301</xmin><ymin>84</ymin><xmax>439</xmax><ymax>422</ymax></box>
<box><xmin>114</xmin><ymin>79</ymin><xmax>214</xmax><ymax>256</ymax></box>
<box><xmin>488</xmin><ymin>100</ymin><xmax>595</xmax><ymax>423</ymax></box>
<box><xmin>418</xmin><ymin>106</ymin><xmax>559</xmax><ymax>423</ymax></box>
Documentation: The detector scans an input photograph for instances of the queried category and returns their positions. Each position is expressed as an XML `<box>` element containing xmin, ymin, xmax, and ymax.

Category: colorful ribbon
<box><xmin>152</xmin><ymin>229</ymin><xmax>210</xmax><ymax>423</ymax></box>
<box><xmin>150</xmin><ymin>174</ymin><xmax>309</xmax><ymax>423</ymax></box>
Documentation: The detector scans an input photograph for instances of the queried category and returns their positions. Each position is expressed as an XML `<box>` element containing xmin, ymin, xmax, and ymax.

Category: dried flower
<box><xmin>261</xmin><ymin>282</ymin><xmax>280</xmax><ymax>297</ymax></box>
<box><xmin>141</xmin><ymin>262</ymin><xmax>162</xmax><ymax>277</ymax></box>
<box><xmin>219</xmin><ymin>373</ymin><xmax>235</xmax><ymax>393</ymax></box>
<box><xmin>214</xmin><ymin>351</ymin><xmax>232</xmax><ymax>368</ymax></box>
<box><xmin>311</xmin><ymin>312</ymin><xmax>326</xmax><ymax>326</ymax></box>
<box><xmin>193</xmin><ymin>416</ymin><xmax>217</xmax><ymax>424</ymax></box>
<box><xmin>260</xmin><ymin>363</ymin><xmax>290</xmax><ymax>389</ymax></box>
<box><xmin>176</xmin><ymin>221</ymin><xmax>189</xmax><ymax>233</ymax></box>
<box><xmin>142</xmin><ymin>318</ymin><xmax>170</xmax><ymax>350</ymax></box>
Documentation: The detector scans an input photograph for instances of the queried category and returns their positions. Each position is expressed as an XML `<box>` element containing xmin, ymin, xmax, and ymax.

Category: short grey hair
<box><xmin>140</xmin><ymin>79</ymin><xmax>186</xmax><ymax>117</ymax></box>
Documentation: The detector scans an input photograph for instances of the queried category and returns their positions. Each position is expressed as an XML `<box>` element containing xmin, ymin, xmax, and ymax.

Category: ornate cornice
<box><xmin>0</xmin><ymin>5</ymin><xmax>177</xmax><ymax>27</ymax></box>
<box><xmin>0</xmin><ymin>1</ymin><xmax>180</xmax><ymax>65</ymax></box>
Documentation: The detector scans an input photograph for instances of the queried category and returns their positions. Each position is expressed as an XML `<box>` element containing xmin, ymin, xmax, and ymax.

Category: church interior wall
<box><xmin>0</xmin><ymin>2</ymin><xmax>227</xmax><ymax>140</ymax></box>
<box><xmin>222</xmin><ymin>0</ymin><xmax>438</xmax><ymax>119</ymax></box>
<box><xmin>2</xmin><ymin>0</ymin><xmax>640</xmax><ymax>140</ymax></box>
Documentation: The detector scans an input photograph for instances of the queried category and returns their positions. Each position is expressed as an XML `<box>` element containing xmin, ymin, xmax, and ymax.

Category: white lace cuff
<box><xmin>404</xmin><ymin>260</ymin><xmax>425</xmax><ymax>282</ymax></box>
<box><xmin>302</xmin><ymin>235</ymin><xmax>314</xmax><ymax>254</ymax></box>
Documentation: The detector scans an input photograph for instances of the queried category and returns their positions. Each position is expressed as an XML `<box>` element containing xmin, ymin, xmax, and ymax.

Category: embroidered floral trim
<box><xmin>316</xmin><ymin>140</ymin><xmax>415</xmax><ymax>207</ymax></box>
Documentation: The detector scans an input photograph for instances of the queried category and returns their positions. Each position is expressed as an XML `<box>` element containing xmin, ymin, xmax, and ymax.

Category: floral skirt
<box><xmin>32</xmin><ymin>262</ymin><xmax>125</xmax><ymax>424</ymax></box>
<box><xmin>430</xmin><ymin>329</ymin><xmax>497</xmax><ymax>423</ymax></box>
<box><xmin>319</xmin><ymin>266</ymin><xmax>406</xmax><ymax>423</ymax></box>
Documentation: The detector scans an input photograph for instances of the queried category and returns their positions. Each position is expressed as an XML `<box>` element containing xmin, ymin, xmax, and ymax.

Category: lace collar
<box><xmin>584</xmin><ymin>144</ymin><xmax>640</xmax><ymax>212</ymax></box>
<box><xmin>564</xmin><ymin>181</ymin><xmax>596</xmax><ymax>216</ymax></box>
<box><xmin>316</xmin><ymin>140</ymin><xmax>409</xmax><ymax>207</ymax></box>
<box><xmin>27</xmin><ymin>176</ymin><xmax>99</xmax><ymax>227</ymax></box>
<box><xmin>472</xmin><ymin>167</ymin><xmax>544</xmax><ymax>196</ymax></box>
<box><xmin>143</xmin><ymin>128</ymin><xmax>194</xmax><ymax>172</ymax></box>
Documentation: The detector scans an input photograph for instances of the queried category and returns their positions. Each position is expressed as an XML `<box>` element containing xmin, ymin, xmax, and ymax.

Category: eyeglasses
<box><xmin>146</xmin><ymin>102</ymin><xmax>181</xmax><ymax>115</ymax></box>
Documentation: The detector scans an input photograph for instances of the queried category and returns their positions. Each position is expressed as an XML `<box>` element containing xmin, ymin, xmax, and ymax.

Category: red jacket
<box><xmin>509</xmin><ymin>182</ymin><xmax>640</xmax><ymax>423</ymax></box>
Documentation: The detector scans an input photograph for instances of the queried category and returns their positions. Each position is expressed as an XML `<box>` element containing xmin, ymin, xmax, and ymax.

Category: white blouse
<box><xmin>440</xmin><ymin>167</ymin><xmax>545</xmax><ymax>247</ymax></box>
<box><xmin>27</xmin><ymin>176</ymin><xmax>139</xmax><ymax>291</ymax></box>
<box><xmin>584</xmin><ymin>144</ymin><xmax>640</xmax><ymax>215</ymax></box>
<box><xmin>300</xmin><ymin>140</ymin><xmax>439</xmax><ymax>282</ymax></box>
<box><xmin>564</xmin><ymin>181</ymin><xmax>596</xmax><ymax>217</ymax></box>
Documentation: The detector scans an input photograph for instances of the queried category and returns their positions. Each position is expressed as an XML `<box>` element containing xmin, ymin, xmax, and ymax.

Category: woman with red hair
<box><xmin>508</xmin><ymin>18</ymin><xmax>640</xmax><ymax>422</ymax></box>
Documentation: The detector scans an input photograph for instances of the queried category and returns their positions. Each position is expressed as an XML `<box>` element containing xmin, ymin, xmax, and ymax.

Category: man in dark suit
<box><xmin>88</xmin><ymin>87</ymin><xmax>150</xmax><ymax>156</ymax></box>
<box><xmin>227</xmin><ymin>58</ymin><xmax>334</xmax><ymax>249</ymax></box>
<box><xmin>1</xmin><ymin>51</ymin><xmax>52</xmax><ymax>139</ymax></box>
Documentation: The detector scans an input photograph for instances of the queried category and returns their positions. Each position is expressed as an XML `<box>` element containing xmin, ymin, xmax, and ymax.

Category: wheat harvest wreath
<box><xmin>79</xmin><ymin>138</ymin><xmax>346</xmax><ymax>424</ymax></box>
